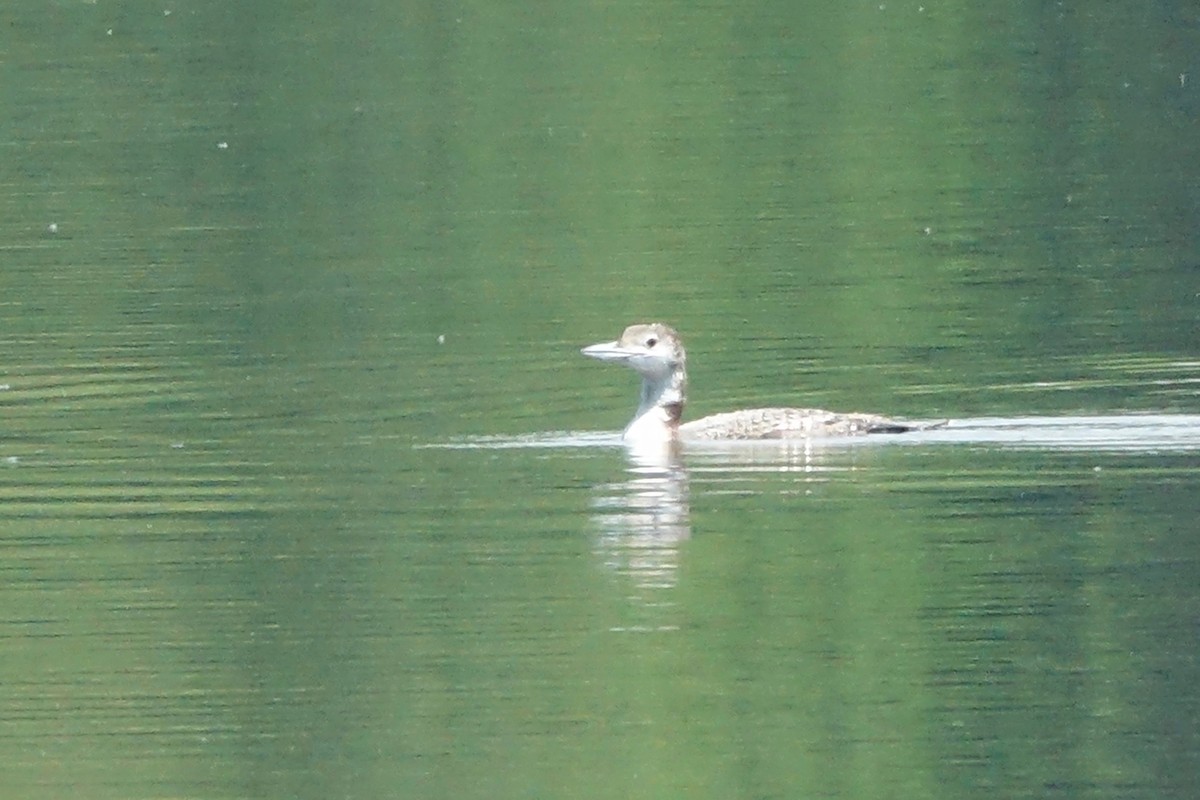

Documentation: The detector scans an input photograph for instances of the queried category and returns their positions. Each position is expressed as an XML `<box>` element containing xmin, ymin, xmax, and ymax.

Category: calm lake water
<box><xmin>4</xmin><ymin>2</ymin><xmax>1199</xmax><ymax>799</ymax></box>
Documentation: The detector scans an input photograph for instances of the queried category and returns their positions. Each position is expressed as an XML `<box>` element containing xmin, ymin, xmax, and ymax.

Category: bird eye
<box><xmin>645</xmin><ymin>337</ymin><xmax>657</xmax><ymax>348</ymax></box>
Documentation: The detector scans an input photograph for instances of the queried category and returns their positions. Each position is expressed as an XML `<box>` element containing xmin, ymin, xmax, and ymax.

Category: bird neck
<box><xmin>624</xmin><ymin>363</ymin><xmax>687</xmax><ymax>443</ymax></box>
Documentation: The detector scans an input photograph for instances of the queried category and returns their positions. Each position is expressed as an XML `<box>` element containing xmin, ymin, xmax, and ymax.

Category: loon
<box><xmin>582</xmin><ymin>323</ymin><xmax>941</xmax><ymax>444</ymax></box>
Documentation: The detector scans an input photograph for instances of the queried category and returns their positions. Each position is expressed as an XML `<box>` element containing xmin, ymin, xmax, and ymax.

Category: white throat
<box><xmin>623</xmin><ymin>364</ymin><xmax>687</xmax><ymax>443</ymax></box>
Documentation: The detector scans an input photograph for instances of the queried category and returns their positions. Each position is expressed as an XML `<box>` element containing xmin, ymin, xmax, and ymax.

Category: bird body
<box><xmin>582</xmin><ymin>323</ymin><xmax>941</xmax><ymax>444</ymax></box>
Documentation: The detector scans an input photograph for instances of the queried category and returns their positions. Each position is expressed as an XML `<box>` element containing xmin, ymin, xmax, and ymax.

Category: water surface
<box><xmin>3</xmin><ymin>1</ymin><xmax>1199</xmax><ymax>798</ymax></box>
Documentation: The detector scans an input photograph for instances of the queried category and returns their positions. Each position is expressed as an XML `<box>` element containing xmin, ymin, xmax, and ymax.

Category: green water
<box><xmin>2</xmin><ymin>2</ymin><xmax>1198</xmax><ymax>798</ymax></box>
